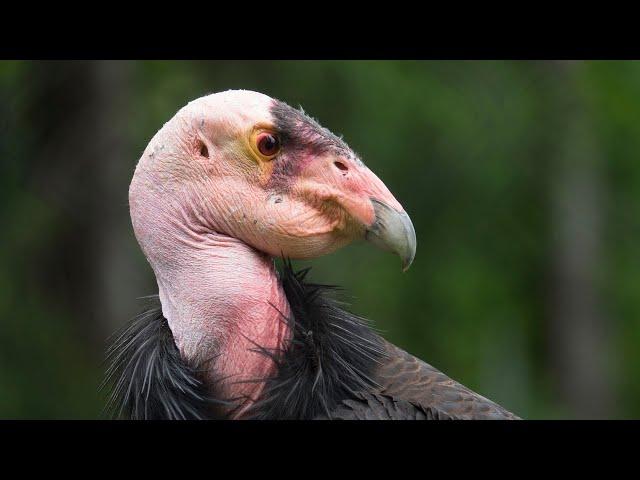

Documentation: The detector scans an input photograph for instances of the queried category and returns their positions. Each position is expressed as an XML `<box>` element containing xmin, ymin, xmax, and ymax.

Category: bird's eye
<box><xmin>256</xmin><ymin>132</ymin><xmax>280</xmax><ymax>157</ymax></box>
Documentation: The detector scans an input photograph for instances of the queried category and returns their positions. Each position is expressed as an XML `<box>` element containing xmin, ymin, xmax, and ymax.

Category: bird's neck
<box><xmin>150</xmin><ymin>228</ymin><xmax>291</xmax><ymax>418</ymax></box>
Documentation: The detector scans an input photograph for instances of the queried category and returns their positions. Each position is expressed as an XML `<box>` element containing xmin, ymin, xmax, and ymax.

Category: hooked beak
<box><xmin>365</xmin><ymin>199</ymin><xmax>417</xmax><ymax>272</ymax></box>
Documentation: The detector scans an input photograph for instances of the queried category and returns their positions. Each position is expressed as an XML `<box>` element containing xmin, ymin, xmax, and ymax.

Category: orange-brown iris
<box><xmin>256</xmin><ymin>132</ymin><xmax>280</xmax><ymax>158</ymax></box>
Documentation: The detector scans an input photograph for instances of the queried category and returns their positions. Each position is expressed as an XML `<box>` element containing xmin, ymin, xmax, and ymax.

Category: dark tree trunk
<box><xmin>548</xmin><ymin>60</ymin><xmax>616</xmax><ymax>418</ymax></box>
<box><xmin>27</xmin><ymin>61</ymin><xmax>147</xmax><ymax>348</ymax></box>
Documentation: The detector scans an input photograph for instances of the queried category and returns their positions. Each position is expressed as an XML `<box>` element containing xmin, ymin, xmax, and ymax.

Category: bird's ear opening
<box><xmin>200</xmin><ymin>142</ymin><xmax>209</xmax><ymax>159</ymax></box>
<box><xmin>196</xmin><ymin>130</ymin><xmax>215</xmax><ymax>161</ymax></box>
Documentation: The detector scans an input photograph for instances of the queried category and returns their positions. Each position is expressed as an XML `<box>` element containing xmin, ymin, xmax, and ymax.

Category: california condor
<box><xmin>104</xmin><ymin>90</ymin><xmax>519</xmax><ymax>420</ymax></box>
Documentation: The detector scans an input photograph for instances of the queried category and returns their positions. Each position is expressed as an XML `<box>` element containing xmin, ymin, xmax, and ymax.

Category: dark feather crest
<box><xmin>271</xmin><ymin>99</ymin><xmax>351</xmax><ymax>156</ymax></box>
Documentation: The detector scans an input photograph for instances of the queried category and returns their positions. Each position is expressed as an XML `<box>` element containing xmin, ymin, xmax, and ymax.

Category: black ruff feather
<box><xmin>244</xmin><ymin>260</ymin><xmax>387</xmax><ymax>420</ymax></box>
<box><xmin>101</xmin><ymin>303</ymin><xmax>228</xmax><ymax>420</ymax></box>
<box><xmin>103</xmin><ymin>261</ymin><xmax>386</xmax><ymax>419</ymax></box>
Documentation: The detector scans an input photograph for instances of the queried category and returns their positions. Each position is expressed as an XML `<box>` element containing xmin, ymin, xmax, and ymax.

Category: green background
<box><xmin>1</xmin><ymin>60</ymin><xmax>638</xmax><ymax>418</ymax></box>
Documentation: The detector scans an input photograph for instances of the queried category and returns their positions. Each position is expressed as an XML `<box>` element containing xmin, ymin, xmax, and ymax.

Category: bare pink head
<box><xmin>128</xmin><ymin>90</ymin><xmax>416</xmax><ymax>415</ymax></box>
<box><xmin>130</xmin><ymin>89</ymin><xmax>415</xmax><ymax>269</ymax></box>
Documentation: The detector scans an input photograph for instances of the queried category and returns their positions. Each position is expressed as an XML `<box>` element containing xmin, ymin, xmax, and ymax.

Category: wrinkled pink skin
<box><xmin>129</xmin><ymin>90</ymin><xmax>403</xmax><ymax>417</ymax></box>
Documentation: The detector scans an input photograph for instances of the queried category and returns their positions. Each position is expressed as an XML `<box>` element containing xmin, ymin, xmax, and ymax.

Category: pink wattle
<box><xmin>155</xmin><ymin>229</ymin><xmax>291</xmax><ymax>418</ymax></box>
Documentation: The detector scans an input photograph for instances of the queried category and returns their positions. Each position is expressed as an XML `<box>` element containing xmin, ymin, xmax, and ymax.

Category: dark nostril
<box><xmin>334</xmin><ymin>161</ymin><xmax>348</xmax><ymax>172</ymax></box>
<box><xmin>200</xmin><ymin>142</ymin><xmax>209</xmax><ymax>158</ymax></box>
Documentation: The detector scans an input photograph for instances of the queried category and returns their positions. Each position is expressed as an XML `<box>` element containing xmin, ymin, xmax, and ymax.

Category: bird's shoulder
<box><xmin>366</xmin><ymin>340</ymin><xmax>519</xmax><ymax>420</ymax></box>
<box><xmin>316</xmin><ymin>391</ymin><xmax>453</xmax><ymax>420</ymax></box>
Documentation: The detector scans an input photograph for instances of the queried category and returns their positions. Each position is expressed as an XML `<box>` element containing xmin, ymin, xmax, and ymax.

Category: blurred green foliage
<box><xmin>1</xmin><ymin>61</ymin><xmax>639</xmax><ymax>418</ymax></box>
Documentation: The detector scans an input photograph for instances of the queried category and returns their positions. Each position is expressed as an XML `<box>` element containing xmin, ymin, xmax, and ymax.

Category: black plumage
<box><xmin>103</xmin><ymin>261</ymin><xmax>519</xmax><ymax>420</ymax></box>
<box><xmin>102</xmin><ymin>304</ymin><xmax>226</xmax><ymax>420</ymax></box>
<box><xmin>244</xmin><ymin>260</ymin><xmax>386</xmax><ymax>419</ymax></box>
